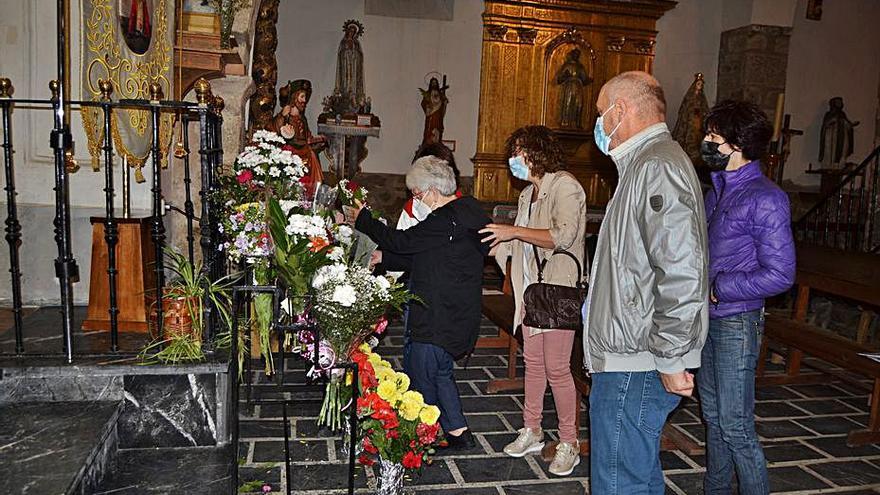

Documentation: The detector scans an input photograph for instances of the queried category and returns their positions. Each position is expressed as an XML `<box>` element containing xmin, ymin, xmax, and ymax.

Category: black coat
<box><xmin>355</xmin><ymin>196</ymin><xmax>490</xmax><ymax>358</ymax></box>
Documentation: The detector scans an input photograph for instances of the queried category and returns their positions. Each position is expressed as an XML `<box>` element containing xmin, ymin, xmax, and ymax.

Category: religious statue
<box><xmin>819</xmin><ymin>96</ymin><xmax>859</xmax><ymax>168</ymax></box>
<box><xmin>555</xmin><ymin>48</ymin><xmax>590</xmax><ymax>128</ymax></box>
<box><xmin>269</xmin><ymin>79</ymin><xmax>326</xmax><ymax>183</ymax></box>
<box><xmin>120</xmin><ymin>0</ymin><xmax>152</xmax><ymax>55</ymax></box>
<box><xmin>672</xmin><ymin>73</ymin><xmax>711</xmax><ymax>167</ymax></box>
<box><xmin>335</xmin><ymin>19</ymin><xmax>366</xmax><ymax>113</ymax></box>
<box><xmin>420</xmin><ymin>76</ymin><xmax>449</xmax><ymax>146</ymax></box>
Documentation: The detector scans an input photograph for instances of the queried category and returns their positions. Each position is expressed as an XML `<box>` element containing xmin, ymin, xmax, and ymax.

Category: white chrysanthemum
<box><xmin>374</xmin><ymin>275</ymin><xmax>391</xmax><ymax>291</ymax></box>
<box><xmin>268</xmin><ymin>166</ymin><xmax>281</xmax><ymax>177</ymax></box>
<box><xmin>328</xmin><ymin>246</ymin><xmax>345</xmax><ymax>262</ymax></box>
<box><xmin>335</xmin><ymin>225</ymin><xmax>353</xmax><ymax>246</ymax></box>
<box><xmin>331</xmin><ymin>285</ymin><xmax>357</xmax><ymax>307</ymax></box>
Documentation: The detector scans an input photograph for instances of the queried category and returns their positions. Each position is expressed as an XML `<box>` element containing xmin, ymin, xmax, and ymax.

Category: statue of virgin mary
<box><xmin>335</xmin><ymin>20</ymin><xmax>365</xmax><ymax>112</ymax></box>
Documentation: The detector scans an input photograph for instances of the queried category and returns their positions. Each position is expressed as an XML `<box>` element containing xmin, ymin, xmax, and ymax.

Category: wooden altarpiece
<box><xmin>473</xmin><ymin>0</ymin><xmax>676</xmax><ymax>206</ymax></box>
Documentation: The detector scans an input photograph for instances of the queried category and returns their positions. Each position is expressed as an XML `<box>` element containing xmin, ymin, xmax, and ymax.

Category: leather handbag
<box><xmin>522</xmin><ymin>243</ymin><xmax>588</xmax><ymax>331</ymax></box>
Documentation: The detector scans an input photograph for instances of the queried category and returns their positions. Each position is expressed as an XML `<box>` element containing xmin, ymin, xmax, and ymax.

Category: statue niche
<box><xmin>555</xmin><ymin>48</ymin><xmax>591</xmax><ymax>129</ymax></box>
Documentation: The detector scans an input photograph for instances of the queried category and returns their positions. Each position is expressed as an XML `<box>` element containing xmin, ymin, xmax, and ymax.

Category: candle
<box><xmin>772</xmin><ymin>93</ymin><xmax>785</xmax><ymax>142</ymax></box>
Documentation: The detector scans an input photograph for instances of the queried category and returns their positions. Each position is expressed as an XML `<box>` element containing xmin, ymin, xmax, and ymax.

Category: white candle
<box><xmin>772</xmin><ymin>93</ymin><xmax>785</xmax><ymax>142</ymax></box>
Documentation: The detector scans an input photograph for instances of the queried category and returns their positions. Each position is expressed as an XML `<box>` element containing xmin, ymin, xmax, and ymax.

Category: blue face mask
<box><xmin>508</xmin><ymin>155</ymin><xmax>529</xmax><ymax>180</ymax></box>
<box><xmin>594</xmin><ymin>104</ymin><xmax>622</xmax><ymax>156</ymax></box>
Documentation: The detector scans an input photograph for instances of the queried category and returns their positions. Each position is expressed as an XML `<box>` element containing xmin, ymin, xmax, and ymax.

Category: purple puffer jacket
<box><xmin>705</xmin><ymin>160</ymin><xmax>796</xmax><ymax>319</ymax></box>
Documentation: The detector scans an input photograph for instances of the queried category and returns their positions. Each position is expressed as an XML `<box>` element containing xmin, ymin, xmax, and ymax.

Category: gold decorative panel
<box><xmin>472</xmin><ymin>0</ymin><xmax>676</xmax><ymax>206</ymax></box>
<box><xmin>80</xmin><ymin>0</ymin><xmax>175</xmax><ymax>182</ymax></box>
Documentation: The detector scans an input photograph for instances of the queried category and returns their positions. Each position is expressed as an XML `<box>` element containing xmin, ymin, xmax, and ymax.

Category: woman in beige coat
<box><xmin>480</xmin><ymin>125</ymin><xmax>587</xmax><ymax>476</ymax></box>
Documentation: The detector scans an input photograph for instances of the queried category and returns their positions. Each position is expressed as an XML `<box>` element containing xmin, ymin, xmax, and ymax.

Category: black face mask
<box><xmin>700</xmin><ymin>140</ymin><xmax>732</xmax><ymax>171</ymax></box>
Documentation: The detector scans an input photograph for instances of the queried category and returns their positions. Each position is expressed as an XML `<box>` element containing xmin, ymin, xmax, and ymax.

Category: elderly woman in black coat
<box><xmin>353</xmin><ymin>156</ymin><xmax>490</xmax><ymax>450</ymax></box>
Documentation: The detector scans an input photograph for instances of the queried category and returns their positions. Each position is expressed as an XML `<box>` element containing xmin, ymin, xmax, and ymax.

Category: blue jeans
<box><xmin>403</xmin><ymin>339</ymin><xmax>467</xmax><ymax>433</ymax></box>
<box><xmin>590</xmin><ymin>371</ymin><xmax>681</xmax><ymax>494</ymax></box>
<box><xmin>697</xmin><ymin>309</ymin><xmax>769</xmax><ymax>495</ymax></box>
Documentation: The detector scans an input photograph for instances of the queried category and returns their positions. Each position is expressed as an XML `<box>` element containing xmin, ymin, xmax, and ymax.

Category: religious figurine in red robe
<box><xmin>121</xmin><ymin>0</ymin><xmax>152</xmax><ymax>54</ymax></box>
<box><xmin>420</xmin><ymin>76</ymin><xmax>448</xmax><ymax>146</ymax></box>
<box><xmin>269</xmin><ymin>79</ymin><xmax>326</xmax><ymax>183</ymax></box>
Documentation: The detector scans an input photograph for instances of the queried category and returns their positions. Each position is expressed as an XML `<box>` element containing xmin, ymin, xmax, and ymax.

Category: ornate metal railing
<box><xmin>794</xmin><ymin>145</ymin><xmax>880</xmax><ymax>253</ymax></box>
<box><xmin>0</xmin><ymin>75</ymin><xmax>226</xmax><ymax>362</ymax></box>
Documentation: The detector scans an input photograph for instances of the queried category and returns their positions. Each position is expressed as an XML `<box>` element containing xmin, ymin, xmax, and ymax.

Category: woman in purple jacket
<box><xmin>699</xmin><ymin>100</ymin><xmax>796</xmax><ymax>495</ymax></box>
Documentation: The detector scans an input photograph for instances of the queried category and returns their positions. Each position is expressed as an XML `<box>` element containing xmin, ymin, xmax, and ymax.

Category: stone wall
<box><xmin>717</xmin><ymin>24</ymin><xmax>791</xmax><ymax>118</ymax></box>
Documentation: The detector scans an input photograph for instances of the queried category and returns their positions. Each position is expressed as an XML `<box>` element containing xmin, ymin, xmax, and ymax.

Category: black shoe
<box><xmin>443</xmin><ymin>429</ymin><xmax>476</xmax><ymax>450</ymax></box>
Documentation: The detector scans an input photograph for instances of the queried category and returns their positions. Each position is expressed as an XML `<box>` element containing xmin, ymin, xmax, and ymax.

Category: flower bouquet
<box><xmin>311</xmin><ymin>263</ymin><xmax>409</xmax><ymax>430</ymax></box>
<box><xmin>353</xmin><ymin>345</ymin><xmax>441</xmax><ymax>494</ymax></box>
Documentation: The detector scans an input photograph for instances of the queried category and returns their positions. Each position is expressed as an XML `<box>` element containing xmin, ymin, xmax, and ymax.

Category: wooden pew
<box><xmin>757</xmin><ymin>244</ymin><xmax>880</xmax><ymax>446</ymax></box>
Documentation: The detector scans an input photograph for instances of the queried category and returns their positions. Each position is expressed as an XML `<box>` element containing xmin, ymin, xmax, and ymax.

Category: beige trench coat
<box><xmin>494</xmin><ymin>171</ymin><xmax>588</xmax><ymax>335</ymax></box>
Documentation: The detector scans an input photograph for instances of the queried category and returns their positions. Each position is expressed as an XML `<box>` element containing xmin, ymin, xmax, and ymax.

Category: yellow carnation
<box><xmin>379</xmin><ymin>359</ymin><xmax>392</xmax><ymax>369</ymax></box>
<box><xmin>358</xmin><ymin>343</ymin><xmax>372</xmax><ymax>353</ymax></box>
<box><xmin>375</xmin><ymin>366</ymin><xmax>397</xmax><ymax>383</ymax></box>
<box><xmin>367</xmin><ymin>353</ymin><xmax>382</xmax><ymax>366</ymax></box>
<box><xmin>394</xmin><ymin>372</ymin><xmax>411</xmax><ymax>392</ymax></box>
<box><xmin>419</xmin><ymin>405</ymin><xmax>441</xmax><ymax>425</ymax></box>
<box><xmin>377</xmin><ymin>379</ymin><xmax>400</xmax><ymax>404</ymax></box>
<box><xmin>399</xmin><ymin>397</ymin><xmax>422</xmax><ymax>421</ymax></box>
<box><xmin>401</xmin><ymin>390</ymin><xmax>425</xmax><ymax>409</ymax></box>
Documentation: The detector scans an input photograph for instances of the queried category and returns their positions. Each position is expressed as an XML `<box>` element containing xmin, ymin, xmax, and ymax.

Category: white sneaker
<box><xmin>548</xmin><ymin>441</ymin><xmax>580</xmax><ymax>476</ymax></box>
<box><xmin>503</xmin><ymin>427</ymin><xmax>544</xmax><ymax>457</ymax></box>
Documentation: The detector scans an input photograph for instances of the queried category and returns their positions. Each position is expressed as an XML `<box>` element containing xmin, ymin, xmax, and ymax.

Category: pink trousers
<box><xmin>522</xmin><ymin>326</ymin><xmax>578</xmax><ymax>444</ymax></box>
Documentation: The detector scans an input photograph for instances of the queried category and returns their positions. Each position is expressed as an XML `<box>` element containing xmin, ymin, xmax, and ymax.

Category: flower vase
<box><xmin>338</xmin><ymin>419</ymin><xmax>363</xmax><ymax>458</ymax></box>
<box><xmin>376</xmin><ymin>458</ymin><xmax>405</xmax><ymax>495</ymax></box>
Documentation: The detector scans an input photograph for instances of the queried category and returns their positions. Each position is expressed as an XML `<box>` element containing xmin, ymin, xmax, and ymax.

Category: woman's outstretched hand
<box><xmin>479</xmin><ymin>224</ymin><xmax>519</xmax><ymax>248</ymax></box>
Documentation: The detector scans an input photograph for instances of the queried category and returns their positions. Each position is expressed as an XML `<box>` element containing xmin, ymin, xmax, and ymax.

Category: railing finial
<box><xmin>0</xmin><ymin>78</ymin><xmax>13</xmax><ymax>98</ymax></box>
<box><xmin>98</xmin><ymin>79</ymin><xmax>114</xmax><ymax>101</ymax></box>
<box><xmin>213</xmin><ymin>95</ymin><xmax>225</xmax><ymax>115</ymax></box>
<box><xmin>49</xmin><ymin>80</ymin><xmax>59</xmax><ymax>101</ymax></box>
<box><xmin>194</xmin><ymin>78</ymin><xmax>212</xmax><ymax>106</ymax></box>
<box><xmin>148</xmin><ymin>82</ymin><xmax>164</xmax><ymax>102</ymax></box>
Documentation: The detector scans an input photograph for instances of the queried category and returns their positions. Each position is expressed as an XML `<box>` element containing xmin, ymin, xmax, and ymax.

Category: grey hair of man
<box><xmin>604</xmin><ymin>71</ymin><xmax>667</xmax><ymax>121</ymax></box>
<box><xmin>406</xmin><ymin>156</ymin><xmax>457</xmax><ymax>196</ymax></box>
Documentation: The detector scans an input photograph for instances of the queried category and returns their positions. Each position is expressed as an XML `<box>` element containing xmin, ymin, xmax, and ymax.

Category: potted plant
<box><xmin>141</xmin><ymin>249</ymin><xmax>236</xmax><ymax>364</ymax></box>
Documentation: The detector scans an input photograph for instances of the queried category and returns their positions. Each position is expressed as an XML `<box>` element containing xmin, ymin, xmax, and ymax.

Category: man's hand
<box><xmin>659</xmin><ymin>370</ymin><xmax>695</xmax><ymax>397</ymax></box>
<box><xmin>479</xmin><ymin>224</ymin><xmax>520</xmax><ymax>247</ymax></box>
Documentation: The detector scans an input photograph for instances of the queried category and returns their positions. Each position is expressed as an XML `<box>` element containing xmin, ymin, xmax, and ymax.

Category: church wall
<box><xmin>783</xmin><ymin>0</ymin><xmax>880</xmax><ymax>186</ymax></box>
<box><xmin>275</xmin><ymin>0</ymin><xmax>483</xmax><ymax>177</ymax></box>
<box><xmin>653</xmin><ymin>0</ymin><xmax>724</xmax><ymax>127</ymax></box>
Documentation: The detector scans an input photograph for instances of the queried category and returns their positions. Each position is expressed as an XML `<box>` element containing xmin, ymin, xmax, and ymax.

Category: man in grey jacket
<box><xmin>584</xmin><ymin>71</ymin><xmax>709</xmax><ymax>494</ymax></box>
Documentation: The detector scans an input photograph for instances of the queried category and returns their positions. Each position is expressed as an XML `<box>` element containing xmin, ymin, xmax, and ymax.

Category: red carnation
<box><xmin>358</xmin><ymin>454</ymin><xmax>375</xmax><ymax>466</ymax></box>
<box><xmin>360</xmin><ymin>362</ymin><xmax>378</xmax><ymax>389</ymax></box>
<box><xmin>385</xmin><ymin>429</ymin><xmax>400</xmax><ymax>440</ymax></box>
<box><xmin>416</xmin><ymin>422</ymin><xmax>440</xmax><ymax>445</ymax></box>
<box><xmin>236</xmin><ymin>169</ymin><xmax>253</xmax><ymax>184</ymax></box>
<box><xmin>362</xmin><ymin>437</ymin><xmax>378</xmax><ymax>454</ymax></box>
<box><xmin>346</xmin><ymin>180</ymin><xmax>360</xmax><ymax>192</ymax></box>
<box><xmin>402</xmin><ymin>451</ymin><xmax>422</xmax><ymax>469</ymax></box>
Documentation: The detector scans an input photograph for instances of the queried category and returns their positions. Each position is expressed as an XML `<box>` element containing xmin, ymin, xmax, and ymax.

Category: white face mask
<box><xmin>411</xmin><ymin>198</ymin><xmax>432</xmax><ymax>221</ymax></box>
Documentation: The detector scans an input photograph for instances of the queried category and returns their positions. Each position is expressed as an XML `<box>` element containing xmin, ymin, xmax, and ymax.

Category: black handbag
<box><xmin>522</xmin><ymin>243</ymin><xmax>588</xmax><ymax>331</ymax></box>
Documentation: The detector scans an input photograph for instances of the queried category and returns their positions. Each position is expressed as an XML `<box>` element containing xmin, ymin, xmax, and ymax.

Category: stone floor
<box><xmin>237</xmin><ymin>319</ymin><xmax>880</xmax><ymax>495</ymax></box>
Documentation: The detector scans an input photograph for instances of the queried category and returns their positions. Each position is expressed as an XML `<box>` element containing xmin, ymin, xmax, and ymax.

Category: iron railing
<box><xmin>0</xmin><ymin>77</ymin><xmax>226</xmax><ymax>361</ymax></box>
<box><xmin>794</xmin><ymin>145</ymin><xmax>880</xmax><ymax>253</ymax></box>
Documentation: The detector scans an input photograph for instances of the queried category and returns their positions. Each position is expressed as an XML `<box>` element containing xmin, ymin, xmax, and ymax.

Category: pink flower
<box><xmin>236</xmin><ymin>169</ymin><xmax>253</xmax><ymax>184</ymax></box>
<box><xmin>373</xmin><ymin>316</ymin><xmax>388</xmax><ymax>336</ymax></box>
<box><xmin>262</xmin><ymin>484</ymin><xmax>272</xmax><ymax>493</ymax></box>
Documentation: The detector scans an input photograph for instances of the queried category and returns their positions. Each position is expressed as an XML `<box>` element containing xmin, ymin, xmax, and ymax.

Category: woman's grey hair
<box><xmin>406</xmin><ymin>156</ymin><xmax>456</xmax><ymax>196</ymax></box>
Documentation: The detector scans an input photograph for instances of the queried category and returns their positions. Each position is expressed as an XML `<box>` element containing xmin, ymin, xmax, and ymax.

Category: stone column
<box><xmin>716</xmin><ymin>24</ymin><xmax>791</xmax><ymax>118</ymax></box>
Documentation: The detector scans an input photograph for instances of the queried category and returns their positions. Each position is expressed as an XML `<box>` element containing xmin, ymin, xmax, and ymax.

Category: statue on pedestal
<box><xmin>819</xmin><ymin>96</ymin><xmax>859</xmax><ymax>168</ymax></box>
<box><xmin>269</xmin><ymin>79</ymin><xmax>325</xmax><ymax>183</ymax></box>
<box><xmin>672</xmin><ymin>73</ymin><xmax>710</xmax><ymax>168</ymax></box>
<box><xmin>420</xmin><ymin>75</ymin><xmax>449</xmax><ymax>146</ymax></box>
<box><xmin>555</xmin><ymin>48</ymin><xmax>590</xmax><ymax>129</ymax></box>
<box><xmin>335</xmin><ymin>19</ymin><xmax>366</xmax><ymax>112</ymax></box>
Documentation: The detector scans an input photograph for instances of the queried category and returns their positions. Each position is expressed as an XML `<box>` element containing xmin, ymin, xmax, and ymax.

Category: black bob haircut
<box><xmin>703</xmin><ymin>99</ymin><xmax>773</xmax><ymax>161</ymax></box>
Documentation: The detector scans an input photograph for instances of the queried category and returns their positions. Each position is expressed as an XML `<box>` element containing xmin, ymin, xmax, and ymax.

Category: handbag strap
<box><xmin>527</xmin><ymin>197</ymin><xmax>587</xmax><ymax>289</ymax></box>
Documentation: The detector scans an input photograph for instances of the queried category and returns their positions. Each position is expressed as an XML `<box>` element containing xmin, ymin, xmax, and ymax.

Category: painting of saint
<box><xmin>118</xmin><ymin>0</ymin><xmax>153</xmax><ymax>55</ymax></box>
<box><xmin>182</xmin><ymin>0</ymin><xmax>214</xmax><ymax>14</ymax></box>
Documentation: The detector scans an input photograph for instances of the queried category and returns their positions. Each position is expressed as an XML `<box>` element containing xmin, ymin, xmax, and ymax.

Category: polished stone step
<box><xmin>94</xmin><ymin>445</ymin><xmax>234</xmax><ymax>494</ymax></box>
<box><xmin>0</xmin><ymin>401</ymin><xmax>121</xmax><ymax>495</ymax></box>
